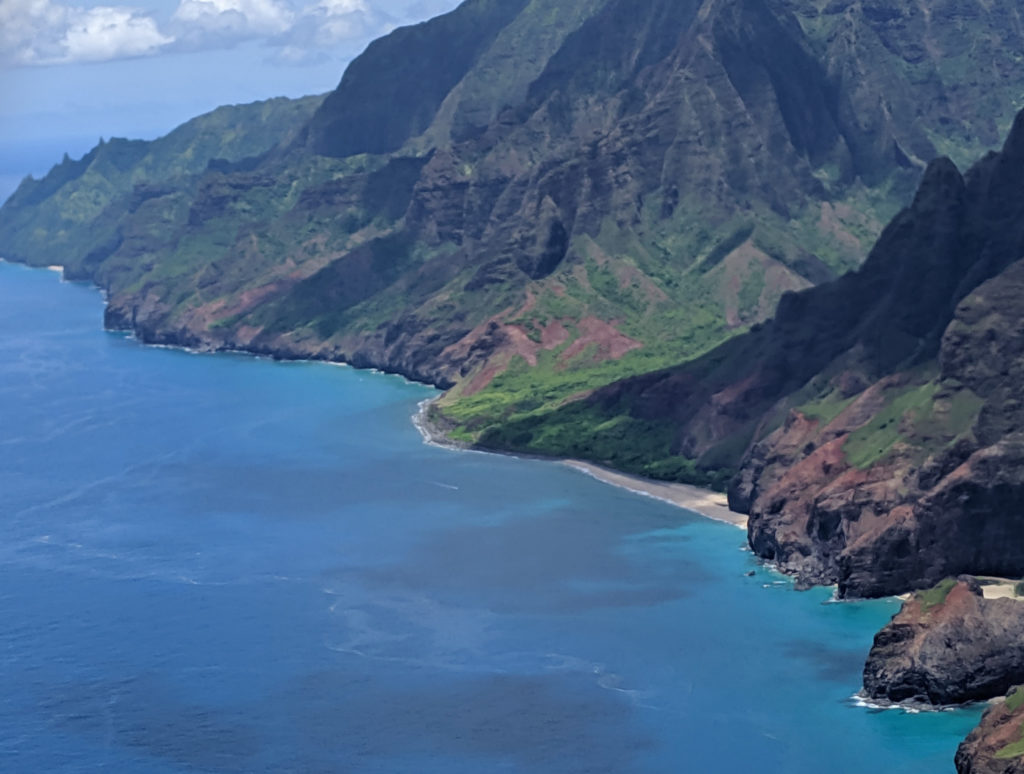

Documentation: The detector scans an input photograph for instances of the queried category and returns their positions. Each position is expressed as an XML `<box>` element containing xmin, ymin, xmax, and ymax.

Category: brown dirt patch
<box><xmin>558</xmin><ymin>317</ymin><xmax>642</xmax><ymax>365</ymax></box>
<box><xmin>541</xmin><ymin>319</ymin><xmax>570</xmax><ymax>349</ymax></box>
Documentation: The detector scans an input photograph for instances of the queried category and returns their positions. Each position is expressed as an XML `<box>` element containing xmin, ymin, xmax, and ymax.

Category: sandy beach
<box><xmin>562</xmin><ymin>459</ymin><xmax>748</xmax><ymax>529</ymax></box>
<box><xmin>414</xmin><ymin>398</ymin><xmax>748</xmax><ymax>530</ymax></box>
<box><xmin>980</xmin><ymin>579</ymin><xmax>1023</xmax><ymax>600</ymax></box>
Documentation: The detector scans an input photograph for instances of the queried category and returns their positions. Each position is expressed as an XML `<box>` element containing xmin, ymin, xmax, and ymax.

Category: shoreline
<box><xmin>12</xmin><ymin>259</ymin><xmax>749</xmax><ymax>532</ymax></box>
<box><xmin>413</xmin><ymin>397</ymin><xmax>748</xmax><ymax>530</ymax></box>
<box><xmin>561</xmin><ymin>459</ymin><xmax>747</xmax><ymax>529</ymax></box>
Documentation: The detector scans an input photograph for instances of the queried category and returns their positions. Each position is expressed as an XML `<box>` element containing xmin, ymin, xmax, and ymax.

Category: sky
<box><xmin>0</xmin><ymin>0</ymin><xmax>462</xmax><ymax>199</ymax></box>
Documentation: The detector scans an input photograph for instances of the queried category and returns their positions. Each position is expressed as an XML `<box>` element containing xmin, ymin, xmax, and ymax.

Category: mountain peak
<box><xmin>1003</xmin><ymin>107</ymin><xmax>1024</xmax><ymax>158</ymax></box>
<box><xmin>911</xmin><ymin>156</ymin><xmax>966</xmax><ymax>213</ymax></box>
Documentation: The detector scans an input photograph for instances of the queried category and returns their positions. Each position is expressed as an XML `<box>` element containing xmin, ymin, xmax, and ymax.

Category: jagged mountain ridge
<box><xmin>2</xmin><ymin>0</ymin><xmax>1022</xmax><ymax>440</ymax></box>
<box><xmin>513</xmin><ymin>110</ymin><xmax>1024</xmax><ymax>598</ymax></box>
<box><xmin>0</xmin><ymin>96</ymin><xmax>324</xmax><ymax>278</ymax></box>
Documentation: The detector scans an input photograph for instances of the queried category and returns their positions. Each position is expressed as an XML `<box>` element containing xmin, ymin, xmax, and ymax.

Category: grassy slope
<box><xmin>997</xmin><ymin>687</ymin><xmax>1024</xmax><ymax>758</ymax></box>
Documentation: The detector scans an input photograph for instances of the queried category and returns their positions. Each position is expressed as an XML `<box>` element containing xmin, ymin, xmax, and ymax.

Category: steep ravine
<box><xmin>511</xmin><ymin>110</ymin><xmax>1024</xmax><ymax>601</ymax></box>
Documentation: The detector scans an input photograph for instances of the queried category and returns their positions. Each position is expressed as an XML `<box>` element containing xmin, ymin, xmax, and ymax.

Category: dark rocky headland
<box><xmin>864</xmin><ymin>579</ymin><xmax>1024</xmax><ymax>707</ymax></box>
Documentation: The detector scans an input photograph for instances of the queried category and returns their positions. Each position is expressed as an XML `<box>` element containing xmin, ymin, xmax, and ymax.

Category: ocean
<box><xmin>0</xmin><ymin>261</ymin><xmax>982</xmax><ymax>773</ymax></box>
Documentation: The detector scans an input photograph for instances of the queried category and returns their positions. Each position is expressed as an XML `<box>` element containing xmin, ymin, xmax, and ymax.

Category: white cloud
<box><xmin>0</xmin><ymin>0</ymin><xmax>173</xmax><ymax>65</ymax></box>
<box><xmin>170</xmin><ymin>0</ymin><xmax>294</xmax><ymax>46</ymax></box>
<box><xmin>63</xmin><ymin>6</ymin><xmax>173</xmax><ymax>61</ymax></box>
<box><xmin>0</xmin><ymin>0</ymin><xmax>461</xmax><ymax>67</ymax></box>
<box><xmin>273</xmin><ymin>0</ymin><xmax>395</xmax><ymax>64</ymax></box>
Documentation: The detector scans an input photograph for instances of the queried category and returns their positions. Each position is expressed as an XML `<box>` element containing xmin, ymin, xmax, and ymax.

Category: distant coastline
<box><xmin>7</xmin><ymin>261</ymin><xmax>749</xmax><ymax>534</ymax></box>
<box><xmin>8</xmin><ymin>260</ymin><xmax>747</xmax><ymax>534</ymax></box>
<box><xmin>413</xmin><ymin>397</ymin><xmax>747</xmax><ymax>530</ymax></box>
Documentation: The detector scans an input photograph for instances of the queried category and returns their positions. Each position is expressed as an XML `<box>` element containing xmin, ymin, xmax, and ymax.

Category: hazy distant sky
<box><xmin>0</xmin><ymin>0</ymin><xmax>462</xmax><ymax>180</ymax></box>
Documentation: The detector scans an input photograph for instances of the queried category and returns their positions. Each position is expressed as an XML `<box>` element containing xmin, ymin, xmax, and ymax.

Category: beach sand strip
<box><xmin>562</xmin><ymin>459</ymin><xmax>748</xmax><ymax>529</ymax></box>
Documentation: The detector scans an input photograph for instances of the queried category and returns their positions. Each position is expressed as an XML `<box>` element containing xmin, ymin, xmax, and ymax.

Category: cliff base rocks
<box><xmin>863</xmin><ymin>579</ymin><xmax>1024</xmax><ymax>706</ymax></box>
<box><xmin>957</xmin><ymin>687</ymin><xmax>1024</xmax><ymax>774</ymax></box>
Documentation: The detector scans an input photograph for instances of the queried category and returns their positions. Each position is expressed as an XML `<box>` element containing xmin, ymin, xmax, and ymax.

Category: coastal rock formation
<box><xmin>863</xmin><ymin>579</ymin><xmax>1024</xmax><ymax>706</ymax></box>
<box><xmin>956</xmin><ymin>687</ymin><xmax>1024</xmax><ymax>774</ymax></box>
<box><xmin>744</xmin><ymin>110</ymin><xmax>1024</xmax><ymax>592</ymax></box>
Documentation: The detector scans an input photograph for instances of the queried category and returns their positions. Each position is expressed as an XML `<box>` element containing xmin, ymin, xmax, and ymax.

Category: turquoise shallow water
<box><xmin>0</xmin><ymin>261</ymin><xmax>983</xmax><ymax>773</ymax></box>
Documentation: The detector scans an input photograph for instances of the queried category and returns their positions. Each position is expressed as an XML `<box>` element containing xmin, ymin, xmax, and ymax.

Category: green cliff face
<box><xmin>0</xmin><ymin>96</ymin><xmax>324</xmax><ymax>277</ymax></box>
<box><xmin>2</xmin><ymin>0</ymin><xmax>1024</xmax><ymax>478</ymax></box>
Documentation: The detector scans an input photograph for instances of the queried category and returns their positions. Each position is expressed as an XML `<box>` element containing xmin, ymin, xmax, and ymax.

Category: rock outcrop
<box><xmin>863</xmin><ymin>579</ymin><xmax>1024</xmax><ymax>706</ymax></box>
<box><xmin>956</xmin><ymin>687</ymin><xmax>1024</xmax><ymax>774</ymax></box>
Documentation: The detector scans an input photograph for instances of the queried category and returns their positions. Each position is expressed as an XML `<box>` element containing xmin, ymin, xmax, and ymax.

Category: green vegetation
<box><xmin>443</xmin><ymin>339</ymin><xmax>711</xmax><ymax>435</ymax></box>
<box><xmin>474</xmin><ymin>398</ymin><xmax>734</xmax><ymax>490</ymax></box>
<box><xmin>916</xmin><ymin>577</ymin><xmax>958</xmax><ymax>612</ymax></box>
<box><xmin>798</xmin><ymin>390</ymin><xmax>856</xmax><ymax>425</ymax></box>
<box><xmin>839</xmin><ymin>377</ymin><xmax>982</xmax><ymax>471</ymax></box>
<box><xmin>437</xmin><ymin>317</ymin><xmax>749</xmax><ymax>491</ymax></box>
<box><xmin>1005</xmin><ymin>686</ymin><xmax>1024</xmax><ymax>713</ymax></box>
<box><xmin>844</xmin><ymin>382</ymin><xmax>941</xmax><ymax>469</ymax></box>
<box><xmin>995</xmin><ymin>721</ymin><xmax>1024</xmax><ymax>759</ymax></box>
<box><xmin>737</xmin><ymin>261</ymin><xmax>767</xmax><ymax>317</ymax></box>
<box><xmin>698</xmin><ymin>223</ymin><xmax>755</xmax><ymax>273</ymax></box>
<box><xmin>0</xmin><ymin>95</ymin><xmax>324</xmax><ymax>275</ymax></box>
<box><xmin>913</xmin><ymin>387</ymin><xmax>984</xmax><ymax>441</ymax></box>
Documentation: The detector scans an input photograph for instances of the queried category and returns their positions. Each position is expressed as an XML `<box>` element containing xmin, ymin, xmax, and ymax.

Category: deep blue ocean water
<box><xmin>0</xmin><ymin>261</ymin><xmax>983</xmax><ymax>773</ymax></box>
